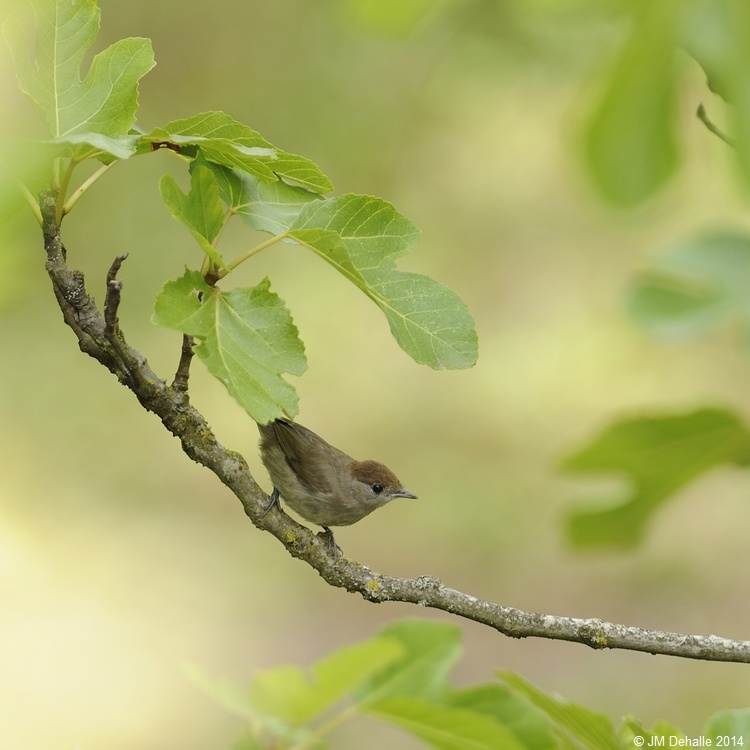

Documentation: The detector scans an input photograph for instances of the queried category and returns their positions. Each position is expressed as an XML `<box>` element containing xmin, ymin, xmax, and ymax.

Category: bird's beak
<box><xmin>393</xmin><ymin>489</ymin><xmax>418</xmax><ymax>499</ymax></box>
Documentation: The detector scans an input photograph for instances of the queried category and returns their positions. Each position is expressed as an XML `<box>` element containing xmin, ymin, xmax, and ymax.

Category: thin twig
<box><xmin>104</xmin><ymin>254</ymin><xmax>129</xmax><ymax>332</ymax></box>
<box><xmin>173</xmin><ymin>334</ymin><xmax>195</xmax><ymax>393</ymax></box>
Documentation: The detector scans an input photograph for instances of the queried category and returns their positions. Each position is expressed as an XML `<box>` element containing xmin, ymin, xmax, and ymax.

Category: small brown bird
<box><xmin>258</xmin><ymin>418</ymin><xmax>417</xmax><ymax>552</ymax></box>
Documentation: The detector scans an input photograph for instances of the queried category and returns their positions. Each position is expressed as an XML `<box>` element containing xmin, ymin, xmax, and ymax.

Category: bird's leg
<box><xmin>261</xmin><ymin>487</ymin><xmax>281</xmax><ymax>516</ymax></box>
<box><xmin>320</xmin><ymin>527</ymin><xmax>341</xmax><ymax>559</ymax></box>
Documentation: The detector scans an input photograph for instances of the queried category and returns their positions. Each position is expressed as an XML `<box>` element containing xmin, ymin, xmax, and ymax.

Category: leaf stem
<box><xmin>56</xmin><ymin>158</ymin><xmax>78</xmax><ymax>223</ymax></box>
<box><xmin>218</xmin><ymin>231</ymin><xmax>290</xmax><ymax>279</ymax></box>
<box><xmin>18</xmin><ymin>182</ymin><xmax>43</xmax><ymax>226</ymax></box>
<box><xmin>63</xmin><ymin>161</ymin><xmax>117</xmax><ymax>215</ymax></box>
<box><xmin>215</xmin><ymin>209</ymin><xmax>233</xmax><ymax>245</ymax></box>
<box><xmin>696</xmin><ymin>103</ymin><xmax>736</xmax><ymax>148</ymax></box>
<box><xmin>200</xmin><ymin>254</ymin><xmax>211</xmax><ymax>278</ymax></box>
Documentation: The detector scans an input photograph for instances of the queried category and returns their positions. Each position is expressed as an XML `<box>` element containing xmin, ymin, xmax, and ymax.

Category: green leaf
<box><xmin>366</xmin><ymin>696</ymin><xmax>528</xmax><ymax>750</ymax></box>
<box><xmin>160</xmin><ymin>165</ymin><xmax>226</xmax><ymax>269</ymax></box>
<box><xmin>628</xmin><ymin>230</ymin><xmax>750</xmax><ymax>342</ymax></box>
<box><xmin>213</xmin><ymin>165</ymin><xmax>322</xmax><ymax>235</ymax></box>
<box><xmin>45</xmin><ymin>133</ymin><xmax>142</xmax><ymax>161</ymax></box>
<box><xmin>183</xmin><ymin>662</ymin><xmax>308</xmax><ymax>747</ymax></box>
<box><xmin>290</xmin><ymin>194</ymin><xmax>478</xmax><ymax>370</ymax></box>
<box><xmin>682</xmin><ymin>1</ymin><xmax>750</xmax><ymax>186</ymax></box>
<box><xmin>144</xmin><ymin>111</ymin><xmax>332</xmax><ymax>194</ymax></box>
<box><xmin>582</xmin><ymin>2</ymin><xmax>680</xmax><ymax>206</ymax></box>
<box><xmin>289</xmin><ymin>226</ymin><xmax>369</xmax><ymax>287</ymax></box>
<box><xmin>704</xmin><ymin>708</ymin><xmax>750</xmax><ymax>745</ymax></box>
<box><xmin>184</xmin><ymin>168</ymin><xmax>478</xmax><ymax>371</ymax></box>
<box><xmin>153</xmin><ymin>270</ymin><xmax>307</xmax><ymax>423</ymax></box>
<box><xmin>249</xmin><ymin>636</ymin><xmax>404</xmax><ymax>725</ymax></box>
<box><xmin>448</xmin><ymin>685</ymin><xmax>556</xmax><ymax>750</ymax></box>
<box><xmin>355</xmin><ymin>620</ymin><xmax>462</xmax><ymax>704</ymax></box>
<box><xmin>3</xmin><ymin>0</ymin><xmax>155</xmax><ymax>138</ymax></box>
<box><xmin>499</xmin><ymin>672</ymin><xmax>619</xmax><ymax>750</ymax></box>
<box><xmin>562</xmin><ymin>408</ymin><xmax>750</xmax><ymax>549</ymax></box>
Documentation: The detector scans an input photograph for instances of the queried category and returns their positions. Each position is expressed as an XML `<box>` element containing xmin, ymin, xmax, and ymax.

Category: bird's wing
<box><xmin>271</xmin><ymin>420</ymin><xmax>334</xmax><ymax>494</ymax></box>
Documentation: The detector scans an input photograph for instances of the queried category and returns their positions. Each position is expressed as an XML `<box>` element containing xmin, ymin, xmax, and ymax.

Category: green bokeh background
<box><xmin>2</xmin><ymin>1</ymin><xmax>750</xmax><ymax>748</ymax></box>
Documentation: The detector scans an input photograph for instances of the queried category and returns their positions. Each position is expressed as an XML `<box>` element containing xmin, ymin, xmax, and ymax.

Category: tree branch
<box><xmin>39</xmin><ymin>189</ymin><xmax>750</xmax><ymax>664</ymax></box>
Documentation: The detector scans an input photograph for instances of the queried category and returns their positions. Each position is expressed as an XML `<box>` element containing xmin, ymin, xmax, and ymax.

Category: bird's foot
<box><xmin>319</xmin><ymin>527</ymin><xmax>341</xmax><ymax>559</ymax></box>
<box><xmin>261</xmin><ymin>487</ymin><xmax>281</xmax><ymax>517</ymax></box>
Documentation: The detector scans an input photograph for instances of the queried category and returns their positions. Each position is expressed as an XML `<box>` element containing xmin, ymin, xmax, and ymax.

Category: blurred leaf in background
<box><xmin>628</xmin><ymin>229</ymin><xmax>750</xmax><ymax>344</ymax></box>
<box><xmin>189</xmin><ymin>620</ymin><xmax>750</xmax><ymax>749</ymax></box>
<box><xmin>581</xmin><ymin>0</ymin><xmax>682</xmax><ymax>207</ymax></box>
<box><xmin>682</xmin><ymin>0</ymin><xmax>750</xmax><ymax>183</ymax></box>
<box><xmin>581</xmin><ymin>0</ymin><xmax>750</xmax><ymax>204</ymax></box>
<box><xmin>563</xmin><ymin>408</ymin><xmax>750</xmax><ymax>549</ymax></box>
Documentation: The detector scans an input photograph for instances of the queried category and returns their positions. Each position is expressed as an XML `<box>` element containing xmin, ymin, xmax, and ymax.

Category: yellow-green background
<box><xmin>2</xmin><ymin>1</ymin><xmax>749</xmax><ymax>748</ymax></box>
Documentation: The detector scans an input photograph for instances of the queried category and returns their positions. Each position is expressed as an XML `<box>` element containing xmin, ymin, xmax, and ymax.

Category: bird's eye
<box><xmin>371</xmin><ymin>483</ymin><xmax>384</xmax><ymax>494</ymax></box>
